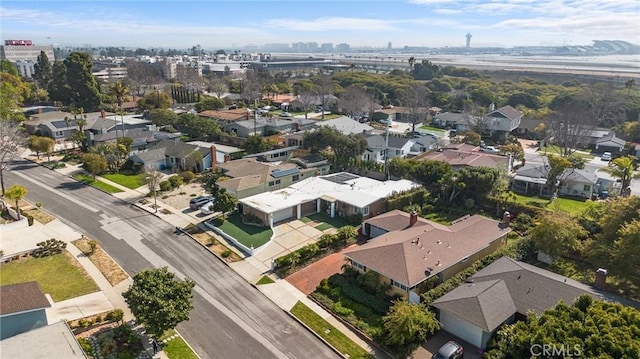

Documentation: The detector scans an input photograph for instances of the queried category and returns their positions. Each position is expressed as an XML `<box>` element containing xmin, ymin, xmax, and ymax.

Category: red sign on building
<box><xmin>4</xmin><ymin>40</ymin><xmax>33</xmax><ymax>46</ymax></box>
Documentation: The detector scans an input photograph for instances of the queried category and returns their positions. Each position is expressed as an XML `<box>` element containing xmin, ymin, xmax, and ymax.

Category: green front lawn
<box><xmin>73</xmin><ymin>173</ymin><xmax>123</xmax><ymax>193</ymax></box>
<box><xmin>541</xmin><ymin>145</ymin><xmax>594</xmax><ymax>159</ymax></box>
<box><xmin>511</xmin><ymin>192</ymin><xmax>597</xmax><ymax>216</ymax></box>
<box><xmin>291</xmin><ymin>301</ymin><xmax>371</xmax><ymax>359</ymax></box>
<box><xmin>301</xmin><ymin>212</ymin><xmax>351</xmax><ymax>229</ymax></box>
<box><xmin>211</xmin><ymin>213</ymin><xmax>272</xmax><ymax>248</ymax></box>
<box><xmin>256</xmin><ymin>275</ymin><xmax>275</xmax><ymax>285</ymax></box>
<box><xmin>101</xmin><ymin>172</ymin><xmax>145</xmax><ymax>189</ymax></box>
<box><xmin>418</xmin><ymin>125</ymin><xmax>446</xmax><ymax>134</ymax></box>
<box><xmin>159</xmin><ymin>330</ymin><xmax>198</xmax><ymax>359</ymax></box>
<box><xmin>0</xmin><ymin>253</ymin><xmax>99</xmax><ymax>302</ymax></box>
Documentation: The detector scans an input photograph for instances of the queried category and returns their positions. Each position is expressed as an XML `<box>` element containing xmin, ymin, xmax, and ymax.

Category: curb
<box><xmin>284</xmin><ymin>308</ymin><xmax>349</xmax><ymax>359</ymax></box>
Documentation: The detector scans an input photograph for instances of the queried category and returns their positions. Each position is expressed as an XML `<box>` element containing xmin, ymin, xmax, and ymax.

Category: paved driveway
<box><xmin>285</xmin><ymin>244</ymin><xmax>358</xmax><ymax>295</ymax></box>
<box><xmin>412</xmin><ymin>330</ymin><xmax>482</xmax><ymax>359</ymax></box>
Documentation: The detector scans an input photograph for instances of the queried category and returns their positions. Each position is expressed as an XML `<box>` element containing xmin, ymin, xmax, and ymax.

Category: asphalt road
<box><xmin>6</xmin><ymin>160</ymin><xmax>338</xmax><ymax>359</ymax></box>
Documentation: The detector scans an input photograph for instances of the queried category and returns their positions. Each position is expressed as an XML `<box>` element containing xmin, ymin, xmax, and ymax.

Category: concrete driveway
<box><xmin>412</xmin><ymin>330</ymin><xmax>482</xmax><ymax>359</ymax></box>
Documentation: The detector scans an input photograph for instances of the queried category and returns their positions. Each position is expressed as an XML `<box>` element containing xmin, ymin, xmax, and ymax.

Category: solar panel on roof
<box><xmin>271</xmin><ymin>168</ymin><xmax>299</xmax><ymax>178</ymax></box>
<box><xmin>323</xmin><ymin>172</ymin><xmax>359</xmax><ymax>184</ymax></box>
<box><xmin>51</xmin><ymin>119</ymin><xmax>78</xmax><ymax>129</ymax></box>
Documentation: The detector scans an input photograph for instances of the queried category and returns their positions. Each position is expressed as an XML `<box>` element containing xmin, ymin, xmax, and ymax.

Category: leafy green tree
<box><xmin>137</xmin><ymin>90</ymin><xmax>171</xmax><ymax>111</ymax></box>
<box><xmin>108</xmin><ymin>80</ymin><xmax>129</xmax><ymax>108</ymax></box>
<box><xmin>546</xmin><ymin>154</ymin><xmax>572</xmax><ymax>195</ymax></box>
<box><xmin>602</xmin><ymin>156</ymin><xmax>639</xmax><ymax>196</ymax></box>
<box><xmin>5</xmin><ymin>184</ymin><xmax>27</xmax><ymax>220</ymax></box>
<box><xmin>499</xmin><ymin>143</ymin><xmax>525</xmax><ymax>161</ymax></box>
<box><xmin>382</xmin><ymin>300</ymin><xmax>440</xmax><ymax>356</ymax></box>
<box><xmin>194</xmin><ymin>96</ymin><xmax>225</xmax><ymax>112</ymax></box>
<box><xmin>507</xmin><ymin>92</ymin><xmax>539</xmax><ymax>109</ymax></box>
<box><xmin>90</xmin><ymin>143</ymin><xmax>127</xmax><ymax>172</ymax></box>
<box><xmin>242</xmin><ymin>135</ymin><xmax>269</xmax><ymax>154</ymax></box>
<box><xmin>411</xmin><ymin>60</ymin><xmax>441</xmax><ymax>80</ymax></box>
<box><xmin>213</xmin><ymin>189</ymin><xmax>238</xmax><ymax>220</ymax></box>
<box><xmin>178</xmin><ymin>113</ymin><xmax>219</xmax><ymax>139</ymax></box>
<box><xmin>0</xmin><ymin>60</ymin><xmax>19</xmax><ymax>77</ymax></box>
<box><xmin>1</xmin><ymin>73</ymin><xmax>27</xmax><ymax>122</ymax></box>
<box><xmin>148</xmin><ymin>108</ymin><xmax>179</xmax><ymax>127</ymax></box>
<box><xmin>302</xmin><ymin>126</ymin><xmax>367</xmax><ymax>170</ymax></box>
<box><xmin>33</xmin><ymin>51</ymin><xmax>53</xmax><ymax>90</ymax></box>
<box><xmin>485</xmin><ymin>296</ymin><xmax>640</xmax><ymax>359</ymax></box>
<box><xmin>64</xmin><ymin>52</ymin><xmax>102</xmax><ymax>110</ymax></box>
<box><xmin>0</xmin><ymin>120</ymin><xmax>25</xmax><ymax>195</ymax></box>
<box><xmin>530</xmin><ymin>212</ymin><xmax>586</xmax><ymax>260</ymax></box>
<box><xmin>123</xmin><ymin>267</ymin><xmax>195</xmax><ymax>340</ymax></box>
<box><xmin>461</xmin><ymin>131</ymin><xmax>481</xmax><ymax>146</ymax></box>
<box><xmin>82</xmin><ymin>153</ymin><xmax>107</xmax><ymax>179</ymax></box>
<box><xmin>28</xmin><ymin>136</ymin><xmax>55</xmax><ymax>160</ymax></box>
<box><xmin>48</xmin><ymin>61</ymin><xmax>70</xmax><ymax>103</ymax></box>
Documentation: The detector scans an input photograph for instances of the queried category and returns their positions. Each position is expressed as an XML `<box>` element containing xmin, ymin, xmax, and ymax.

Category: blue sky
<box><xmin>1</xmin><ymin>1</ymin><xmax>638</xmax><ymax>49</ymax></box>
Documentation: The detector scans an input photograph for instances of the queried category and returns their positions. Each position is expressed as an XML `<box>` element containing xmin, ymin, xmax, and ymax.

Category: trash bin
<box><xmin>600</xmin><ymin>191</ymin><xmax>608</xmax><ymax>199</ymax></box>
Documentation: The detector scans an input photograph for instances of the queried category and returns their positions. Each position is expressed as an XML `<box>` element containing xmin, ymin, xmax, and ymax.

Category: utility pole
<box><xmin>384</xmin><ymin>120</ymin><xmax>390</xmax><ymax>180</ymax></box>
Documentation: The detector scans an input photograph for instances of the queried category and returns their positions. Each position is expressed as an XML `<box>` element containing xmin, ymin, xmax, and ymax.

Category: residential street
<box><xmin>5</xmin><ymin>159</ymin><xmax>339</xmax><ymax>359</ymax></box>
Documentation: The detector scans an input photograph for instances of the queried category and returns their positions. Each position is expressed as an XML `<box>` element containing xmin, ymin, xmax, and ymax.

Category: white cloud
<box><xmin>266</xmin><ymin>17</ymin><xmax>398</xmax><ymax>32</ymax></box>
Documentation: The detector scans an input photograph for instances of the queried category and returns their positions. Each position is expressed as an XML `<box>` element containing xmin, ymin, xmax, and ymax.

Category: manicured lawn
<box><xmin>256</xmin><ymin>275</ymin><xmax>275</xmax><ymax>285</ymax></box>
<box><xmin>511</xmin><ymin>192</ymin><xmax>597</xmax><ymax>216</ymax></box>
<box><xmin>541</xmin><ymin>145</ymin><xmax>594</xmax><ymax>159</ymax></box>
<box><xmin>0</xmin><ymin>253</ymin><xmax>99</xmax><ymax>302</ymax></box>
<box><xmin>73</xmin><ymin>173</ymin><xmax>123</xmax><ymax>193</ymax></box>
<box><xmin>102</xmin><ymin>172</ymin><xmax>145</xmax><ymax>189</ymax></box>
<box><xmin>211</xmin><ymin>213</ymin><xmax>272</xmax><ymax>248</ymax></box>
<box><xmin>418</xmin><ymin>125</ymin><xmax>446</xmax><ymax>134</ymax></box>
<box><xmin>291</xmin><ymin>301</ymin><xmax>371</xmax><ymax>359</ymax></box>
<box><xmin>159</xmin><ymin>330</ymin><xmax>198</xmax><ymax>359</ymax></box>
<box><xmin>423</xmin><ymin>211</ymin><xmax>465</xmax><ymax>225</ymax></box>
<box><xmin>315</xmin><ymin>223</ymin><xmax>334</xmax><ymax>231</ymax></box>
<box><xmin>301</xmin><ymin>212</ymin><xmax>352</xmax><ymax>229</ymax></box>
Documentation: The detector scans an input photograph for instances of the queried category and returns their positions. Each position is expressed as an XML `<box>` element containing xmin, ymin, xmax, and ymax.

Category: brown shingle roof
<box><xmin>414</xmin><ymin>149</ymin><xmax>508</xmax><ymax>170</ymax></box>
<box><xmin>198</xmin><ymin>109</ymin><xmax>249</xmax><ymax>122</ymax></box>
<box><xmin>345</xmin><ymin>213</ymin><xmax>510</xmax><ymax>287</ymax></box>
<box><xmin>0</xmin><ymin>282</ymin><xmax>50</xmax><ymax>316</ymax></box>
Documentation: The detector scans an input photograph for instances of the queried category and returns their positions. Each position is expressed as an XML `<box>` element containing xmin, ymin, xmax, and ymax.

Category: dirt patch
<box><xmin>73</xmin><ymin>239</ymin><xmax>129</xmax><ymax>286</ymax></box>
<box><xmin>184</xmin><ymin>226</ymin><xmax>242</xmax><ymax>263</ymax></box>
<box><xmin>22</xmin><ymin>208</ymin><xmax>55</xmax><ymax>224</ymax></box>
<box><xmin>157</xmin><ymin>182</ymin><xmax>208</xmax><ymax>210</ymax></box>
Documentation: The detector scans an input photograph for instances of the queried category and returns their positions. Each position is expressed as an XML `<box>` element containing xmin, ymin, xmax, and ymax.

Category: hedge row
<box><xmin>327</xmin><ymin>274</ymin><xmax>390</xmax><ymax>315</ymax></box>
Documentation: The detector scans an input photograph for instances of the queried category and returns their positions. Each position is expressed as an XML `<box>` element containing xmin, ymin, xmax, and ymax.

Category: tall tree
<box><xmin>5</xmin><ymin>184</ymin><xmax>28</xmax><ymax>220</ymax></box>
<box><xmin>123</xmin><ymin>267</ymin><xmax>195</xmax><ymax>340</ymax></box>
<box><xmin>547</xmin><ymin>94</ymin><xmax>596</xmax><ymax>157</ymax></box>
<box><xmin>64</xmin><ymin>52</ymin><xmax>102</xmax><ymax>110</ymax></box>
<box><xmin>0</xmin><ymin>73</ymin><xmax>27</xmax><ymax>122</ymax></box>
<box><xmin>108</xmin><ymin>80</ymin><xmax>130</xmax><ymax>108</ymax></box>
<box><xmin>145</xmin><ymin>165</ymin><xmax>163</xmax><ymax>213</ymax></box>
<box><xmin>33</xmin><ymin>51</ymin><xmax>53</xmax><ymax>90</ymax></box>
<box><xmin>312</xmin><ymin>74</ymin><xmax>334</xmax><ymax>120</ymax></box>
<box><xmin>48</xmin><ymin>60</ymin><xmax>70</xmax><ymax>103</ymax></box>
<box><xmin>242</xmin><ymin>135</ymin><xmax>269</xmax><ymax>154</ymax></box>
<box><xmin>82</xmin><ymin>153</ymin><xmax>107</xmax><ymax>180</ymax></box>
<box><xmin>0</xmin><ymin>60</ymin><xmax>19</xmax><ymax>77</ymax></box>
<box><xmin>400</xmin><ymin>83</ymin><xmax>430</xmax><ymax>133</ymax></box>
<box><xmin>530</xmin><ymin>212</ymin><xmax>586</xmax><ymax>260</ymax></box>
<box><xmin>338</xmin><ymin>84</ymin><xmax>373</xmax><ymax>118</ymax></box>
<box><xmin>28</xmin><ymin>136</ymin><xmax>54</xmax><ymax>160</ymax></box>
<box><xmin>213</xmin><ymin>189</ymin><xmax>238</xmax><ymax>220</ymax></box>
<box><xmin>602</xmin><ymin>156</ymin><xmax>639</xmax><ymax>196</ymax></box>
<box><xmin>382</xmin><ymin>300</ymin><xmax>440</xmax><ymax>356</ymax></box>
<box><xmin>0</xmin><ymin>120</ymin><xmax>25</xmax><ymax>195</ymax></box>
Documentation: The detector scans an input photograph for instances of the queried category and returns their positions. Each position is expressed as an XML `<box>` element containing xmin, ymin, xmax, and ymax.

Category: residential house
<box><xmin>0</xmin><ymin>282</ymin><xmax>51</xmax><ymax>339</ymax></box>
<box><xmin>512</xmin><ymin>118</ymin><xmax>547</xmax><ymax>138</ymax></box>
<box><xmin>198</xmin><ymin>108</ymin><xmax>250</xmax><ymax>125</ymax></box>
<box><xmin>0</xmin><ymin>321</ymin><xmax>85</xmax><ymax>358</ymax></box>
<box><xmin>594</xmin><ymin>133</ymin><xmax>626</xmax><ymax>154</ymax></box>
<box><xmin>511</xmin><ymin>164</ymin><xmax>552</xmax><ymax>197</ymax></box>
<box><xmin>239</xmin><ymin>172</ymin><xmax>419</xmax><ymax>227</ymax></box>
<box><xmin>558</xmin><ymin>168</ymin><xmax>599</xmax><ymax>198</ymax></box>
<box><xmin>129</xmin><ymin>139</ymin><xmax>211</xmax><ymax>172</ymax></box>
<box><xmin>345</xmin><ymin>210</ymin><xmax>510</xmax><ymax>303</ymax></box>
<box><xmin>244</xmin><ymin>146</ymin><xmax>299</xmax><ymax>163</ymax></box>
<box><xmin>371</xmin><ymin>106</ymin><xmax>430</xmax><ymax>124</ymax></box>
<box><xmin>432</xmin><ymin>112</ymin><xmax>467</xmax><ymax>131</ymax></box>
<box><xmin>88</xmin><ymin>128</ymin><xmax>181</xmax><ymax>154</ymax></box>
<box><xmin>511</xmin><ymin>164</ymin><xmax>601</xmax><ymax>199</ymax></box>
<box><xmin>431</xmin><ymin>257</ymin><xmax>597</xmax><ymax>349</ymax></box>
<box><xmin>413</xmin><ymin>144</ymin><xmax>511</xmax><ymax>171</ymax></box>
<box><xmin>432</xmin><ymin>105</ymin><xmax>523</xmax><ymax>139</ymax></box>
<box><xmin>315</xmin><ymin>116</ymin><xmax>374</xmax><ymax>135</ymax></box>
<box><xmin>224</xmin><ymin>117</ymin><xmax>316</xmax><ymax>138</ymax></box>
<box><xmin>289</xmin><ymin>94</ymin><xmax>338</xmax><ymax>112</ymax></box>
<box><xmin>187</xmin><ymin>141</ymin><xmax>244</xmax><ymax>166</ymax></box>
<box><xmin>362</xmin><ymin>134</ymin><xmax>415</xmax><ymax>163</ymax></box>
<box><xmin>216</xmin><ymin>157</ymin><xmax>328</xmax><ymax>199</ymax></box>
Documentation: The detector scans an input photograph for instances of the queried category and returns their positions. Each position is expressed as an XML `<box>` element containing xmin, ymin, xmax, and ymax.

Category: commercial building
<box><xmin>0</xmin><ymin>40</ymin><xmax>55</xmax><ymax>78</ymax></box>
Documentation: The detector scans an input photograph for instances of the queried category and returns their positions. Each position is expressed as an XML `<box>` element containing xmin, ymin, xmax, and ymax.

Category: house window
<box><xmin>362</xmin><ymin>206</ymin><xmax>370</xmax><ymax>216</ymax></box>
<box><xmin>292</xmin><ymin>174</ymin><xmax>299</xmax><ymax>181</ymax></box>
<box><xmin>352</xmin><ymin>261</ymin><xmax>366</xmax><ymax>271</ymax></box>
<box><xmin>55</xmin><ymin>131</ymin><xmax>64</xmax><ymax>137</ymax></box>
<box><xmin>391</xmin><ymin>280</ymin><xmax>408</xmax><ymax>291</ymax></box>
<box><xmin>268</xmin><ymin>180</ymin><xmax>281</xmax><ymax>187</ymax></box>
<box><xmin>583</xmin><ymin>184</ymin><xmax>591</xmax><ymax>192</ymax></box>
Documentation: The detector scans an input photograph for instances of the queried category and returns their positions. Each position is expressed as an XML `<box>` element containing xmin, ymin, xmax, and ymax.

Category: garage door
<box><xmin>439</xmin><ymin>311</ymin><xmax>483</xmax><ymax>348</ymax></box>
<box><xmin>272</xmin><ymin>208</ymin><xmax>293</xmax><ymax>224</ymax></box>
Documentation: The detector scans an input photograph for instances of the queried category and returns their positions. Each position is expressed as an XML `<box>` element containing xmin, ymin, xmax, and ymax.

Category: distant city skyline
<box><xmin>1</xmin><ymin>1</ymin><xmax>638</xmax><ymax>50</ymax></box>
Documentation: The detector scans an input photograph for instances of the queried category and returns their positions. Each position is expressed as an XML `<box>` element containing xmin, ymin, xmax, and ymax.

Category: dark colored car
<box><xmin>189</xmin><ymin>196</ymin><xmax>215</xmax><ymax>210</ymax></box>
<box><xmin>432</xmin><ymin>341</ymin><xmax>464</xmax><ymax>359</ymax></box>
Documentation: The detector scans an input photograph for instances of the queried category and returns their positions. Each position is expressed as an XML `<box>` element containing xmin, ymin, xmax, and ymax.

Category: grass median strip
<box><xmin>290</xmin><ymin>301</ymin><xmax>371</xmax><ymax>359</ymax></box>
<box><xmin>73</xmin><ymin>173</ymin><xmax>123</xmax><ymax>193</ymax></box>
<box><xmin>159</xmin><ymin>329</ymin><xmax>198</xmax><ymax>359</ymax></box>
<box><xmin>0</xmin><ymin>252</ymin><xmax>99</xmax><ymax>302</ymax></box>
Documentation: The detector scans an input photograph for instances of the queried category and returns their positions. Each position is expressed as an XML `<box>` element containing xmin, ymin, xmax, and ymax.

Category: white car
<box><xmin>200</xmin><ymin>201</ymin><xmax>215</xmax><ymax>215</ymax></box>
<box><xmin>481</xmin><ymin>146</ymin><xmax>500</xmax><ymax>154</ymax></box>
<box><xmin>601</xmin><ymin>152</ymin><xmax>612</xmax><ymax>161</ymax></box>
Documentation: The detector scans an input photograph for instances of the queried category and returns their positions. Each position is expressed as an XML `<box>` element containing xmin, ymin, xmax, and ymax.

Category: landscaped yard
<box><xmin>211</xmin><ymin>213</ymin><xmax>272</xmax><ymax>249</ymax></box>
<box><xmin>101</xmin><ymin>172</ymin><xmax>145</xmax><ymax>189</ymax></box>
<box><xmin>73</xmin><ymin>173</ymin><xmax>123</xmax><ymax>193</ymax></box>
<box><xmin>160</xmin><ymin>329</ymin><xmax>198</xmax><ymax>359</ymax></box>
<box><xmin>0</xmin><ymin>253</ymin><xmax>99</xmax><ymax>302</ymax></box>
<box><xmin>301</xmin><ymin>212</ymin><xmax>352</xmax><ymax>230</ymax></box>
<box><xmin>511</xmin><ymin>192</ymin><xmax>598</xmax><ymax>216</ymax></box>
<box><xmin>291</xmin><ymin>301</ymin><xmax>372</xmax><ymax>359</ymax></box>
<box><xmin>73</xmin><ymin>239</ymin><xmax>129</xmax><ymax>286</ymax></box>
<box><xmin>418</xmin><ymin>125</ymin><xmax>446</xmax><ymax>135</ymax></box>
<box><xmin>541</xmin><ymin>145</ymin><xmax>594</xmax><ymax>159</ymax></box>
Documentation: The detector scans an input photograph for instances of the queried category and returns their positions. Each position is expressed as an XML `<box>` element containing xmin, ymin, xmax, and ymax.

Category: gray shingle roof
<box><xmin>488</xmin><ymin>105</ymin><xmax>522</xmax><ymax>120</ymax></box>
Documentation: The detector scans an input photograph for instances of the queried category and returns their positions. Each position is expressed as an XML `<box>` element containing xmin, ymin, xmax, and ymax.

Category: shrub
<box><xmin>180</xmin><ymin>171</ymin><xmax>195</xmax><ymax>183</ymax></box>
<box><xmin>464</xmin><ymin>198</ymin><xmax>475</xmax><ymax>210</ymax></box>
<box><xmin>24</xmin><ymin>213</ymin><xmax>34</xmax><ymax>226</ymax></box>
<box><xmin>78</xmin><ymin>337</ymin><xmax>92</xmax><ymax>355</ymax></box>
<box><xmin>106</xmin><ymin>309</ymin><xmax>124</xmax><ymax>323</ymax></box>
<box><xmin>88</xmin><ymin>240</ymin><xmax>98</xmax><ymax>255</ymax></box>
<box><xmin>32</xmin><ymin>239</ymin><xmax>67</xmax><ymax>257</ymax></box>
<box><xmin>159</xmin><ymin>180</ymin><xmax>172</xmax><ymax>192</ymax></box>
<box><xmin>168</xmin><ymin>175</ymin><xmax>183</xmax><ymax>188</ymax></box>
<box><xmin>221</xmin><ymin>249</ymin><xmax>232</xmax><ymax>258</ymax></box>
<box><xmin>35</xmin><ymin>202</ymin><xmax>43</xmax><ymax>208</ymax></box>
<box><xmin>95</xmin><ymin>315</ymin><xmax>102</xmax><ymax>323</ymax></box>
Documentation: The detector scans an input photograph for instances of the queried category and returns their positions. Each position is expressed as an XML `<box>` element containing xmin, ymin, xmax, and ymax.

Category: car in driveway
<box><xmin>189</xmin><ymin>196</ymin><xmax>215</xmax><ymax>210</ymax></box>
<box><xmin>280</xmin><ymin>111</ymin><xmax>292</xmax><ymax>118</ymax></box>
<box><xmin>601</xmin><ymin>152</ymin><xmax>612</xmax><ymax>161</ymax></box>
<box><xmin>200</xmin><ymin>201</ymin><xmax>215</xmax><ymax>215</ymax></box>
<box><xmin>432</xmin><ymin>341</ymin><xmax>464</xmax><ymax>359</ymax></box>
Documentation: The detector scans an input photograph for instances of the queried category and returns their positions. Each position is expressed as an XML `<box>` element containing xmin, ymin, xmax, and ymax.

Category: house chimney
<box><xmin>489</xmin><ymin>103</ymin><xmax>495</xmax><ymax>111</ymax></box>
<box><xmin>101</xmin><ymin>109</ymin><xmax>106</xmax><ymax>118</ymax></box>
<box><xmin>595</xmin><ymin>268</ymin><xmax>608</xmax><ymax>289</ymax></box>
<box><xmin>224</xmin><ymin>154</ymin><xmax>231</xmax><ymax>162</ymax></box>
<box><xmin>409</xmin><ymin>211</ymin><xmax>418</xmax><ymax>227</ymax></box>
<box><xmin>502</xmin><ymin>211</ymin><xmax>512</xmax><ymax>227</ymax></box>
<box><xmin>210</xmin><ymin>145</ymin><xmax>217</xmax><ymax>169</ymax></box>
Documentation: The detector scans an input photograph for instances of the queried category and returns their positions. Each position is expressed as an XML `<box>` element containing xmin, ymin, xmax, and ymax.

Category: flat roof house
<box><xmin>344</xmin><ymin>210</ymin><xmax>511</xmax><ymax>303</ymax></box>
<box><xmin>239</xmin><ymin>173</ymin><xmax>419</xmax><ymax>227</ymax></box>
<box><xmin>432</xmin><ymin>257</ymin><xmax>597</xmax><ymax>350</ymax></box>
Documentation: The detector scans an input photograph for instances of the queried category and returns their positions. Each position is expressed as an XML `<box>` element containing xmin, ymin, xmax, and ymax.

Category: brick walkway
<box><xmin>285</xmin><ymin>244</ymin><xmax>358</xmax><ymax>294</ymax></box>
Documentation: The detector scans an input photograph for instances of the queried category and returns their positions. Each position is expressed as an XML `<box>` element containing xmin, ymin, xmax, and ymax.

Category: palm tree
<box><xmin>109</xmin><ymin>80</ymin><xmax>130</xmax><ymax>108</ymax></box>
<box><xmin>408</xmin><ymin>56</ymin><xmax>416</xmax><ymax>72</ymax></box>
<box><xmin>602</xmin><ymin>156</ymin><xmax>640</xmax><ymax>196</ymax></box>
<box><xmin>5</xmin><ymin>184</ymin><xmax>27</xmax><ymax>220</ymax></box>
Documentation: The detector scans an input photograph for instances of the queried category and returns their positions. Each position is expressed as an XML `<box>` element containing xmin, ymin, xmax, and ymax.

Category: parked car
<box><xmin>200</xmin><ymin>201</ymin><xmax>215</xmax><ymax>215</ymax></box>
<box><xmin>601</xmin><ymin>152</ymin><xmax>612</xmax><ymax>161</ymax></box>
<box><xmin>481</xmin><ymin>146</ymin><xmax>500</xmax><ymax>154</ymax></box>
<box><xmin>280</xmin><ymin>112</ymin><xmax>292</xmax><ymax>117</ymax></box>
<box><xmin>189</xmin><ymin>196</ymin><xmax>215</xmax><ymax>210</ymax></box>
<box><xmin>432</xmin><ymin>341</ymin><xmax>464</xmax><ymax>359</ymax></box>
